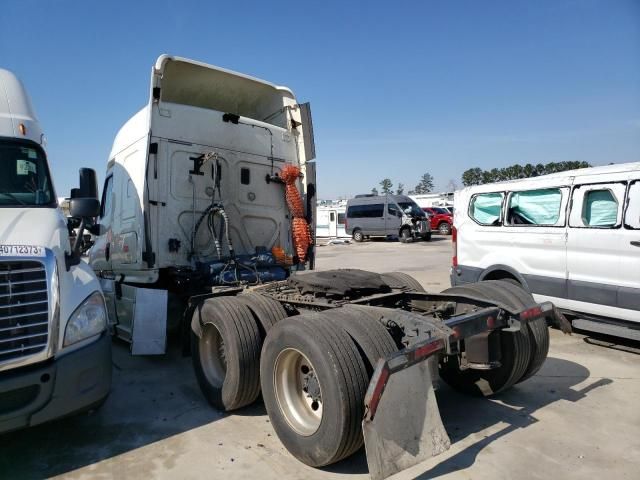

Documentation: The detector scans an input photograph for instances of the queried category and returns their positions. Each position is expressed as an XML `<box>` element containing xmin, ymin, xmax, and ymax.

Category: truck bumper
<box><xmin>0</xmin><ymin>332</ymin><xmax>112</xmax><ymax>434</ymax></box>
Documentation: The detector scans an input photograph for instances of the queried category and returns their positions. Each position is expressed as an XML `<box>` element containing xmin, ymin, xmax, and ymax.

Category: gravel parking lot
<box><xmin>2</xmin><ymin>236</ymin><xmax>639</xmax><ymax>479</ymax></box>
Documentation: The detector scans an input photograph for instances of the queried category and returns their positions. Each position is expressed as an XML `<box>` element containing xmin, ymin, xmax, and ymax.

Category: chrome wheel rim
<box><xmin>200</xmin><ymin>324</ymin><xmax>227</xmax><ymax>387</ymax></box>
<box><xmin>274</xmin><ymin>348</ymin><xmax>323</xmax><ymax>436</ymax></box>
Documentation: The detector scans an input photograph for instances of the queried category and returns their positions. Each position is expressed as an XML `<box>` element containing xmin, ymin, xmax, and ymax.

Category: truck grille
<box><xmin>0</xmin><ymin>261</ymin><xmax>49</xmax><ymax>363</ymax></box>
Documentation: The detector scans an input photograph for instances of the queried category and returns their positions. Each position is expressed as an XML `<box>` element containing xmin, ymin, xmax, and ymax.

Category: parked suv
<box><xmin>424</xmin><ymin>207</ymin><xmax>453</xmax><ymax>235</ymax></box>
<box><xmin>346</xmin><ymin>194</ymin><xmax>431</xmax><ymax>242</ymax></box>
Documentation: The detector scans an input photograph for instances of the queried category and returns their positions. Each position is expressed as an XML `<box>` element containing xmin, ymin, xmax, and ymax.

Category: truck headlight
<box><xmin>63</xmin><ymin>291</ymin><xmax>107</xmax><ymax>347</ymax></box>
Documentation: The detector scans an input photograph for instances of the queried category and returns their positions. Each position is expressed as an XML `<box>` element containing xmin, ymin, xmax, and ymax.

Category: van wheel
<box><xmin>399</xmin><ymin>227</ymin><xmax>412</xmax><ymax>243</ymax></box>
<box><xmin>352</xmin><ymin>229</ymin><xmax>363</xmax><ymax>242</ymax></box>
<box><xmin>438</xmin><ymin>222</ymin><xmax>451</xmax><ymax>235</ymax></box>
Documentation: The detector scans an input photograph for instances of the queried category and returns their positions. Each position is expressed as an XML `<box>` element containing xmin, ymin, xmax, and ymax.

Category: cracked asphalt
<box><xmin>2</xmin><ymin>236</ymin><xmax>639</xmax><ymax>479</ymax></box>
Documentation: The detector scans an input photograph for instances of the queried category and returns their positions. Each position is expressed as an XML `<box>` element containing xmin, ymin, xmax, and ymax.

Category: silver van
<box><xmin>345</xmin><ymin>194</ymin><xmax>431</xmax><ymax>242</ymax></box>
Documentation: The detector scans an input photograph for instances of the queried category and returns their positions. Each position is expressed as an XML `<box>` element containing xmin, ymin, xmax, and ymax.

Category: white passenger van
<box><xmin>451</xmin><ymin>162</ymin><xmax>640</xmax><ymax>339</ymax></box>
<box><xmin>345</xmin><ymin>194</ymin><xmax>431</xmax><ymax>242</ymax></box>
<box><xmin>0</xmin><ymin>69</ymin><xmax>111</xmax><ymax>433</ymax></box>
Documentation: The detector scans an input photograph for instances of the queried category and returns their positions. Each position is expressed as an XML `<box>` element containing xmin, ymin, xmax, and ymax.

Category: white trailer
<box><xmin>410</xmin><ymin>192</ymin><xmax>454</xmax><ymax>209</ymax></box>
<box><xmin>316</xmin><ymin>204</ymin><xmax>349</xmax><ymax>238</ymax></box>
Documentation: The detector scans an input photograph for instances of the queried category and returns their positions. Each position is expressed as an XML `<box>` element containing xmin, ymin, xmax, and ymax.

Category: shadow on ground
<box><xmin>0</xmin><ymin>338</ymin><xmax>245</xmax><ymax>478</ymax></box>
<box><xmin>413</xmin><ymin>356</ymin><xmax>612</xmax><ymax>479</ymax></box>
<box><xmin>0</xmin><ymin>347</ymin><xmax>611</xmax><ymax>479</ymax></box>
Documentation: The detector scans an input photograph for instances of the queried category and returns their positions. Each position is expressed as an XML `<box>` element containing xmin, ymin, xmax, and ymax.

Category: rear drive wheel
<box><xmin>260</xmin><ymin>314</ymin><xmax>369</xmax><ymax>467</ymax></box>
<box><xmin>236</xmin><ymin>292</ymin><xmax>288</xmax><ymax>338</ymax></box>
<box><xmin>191</xmin><ymin>297</ymin><xmax>262</xmax><ymax>411</ymax></box>
<box><xmin>438</xmin><ymin>281</ymin><xmax>536</xmax><ymax>396</ymax></box>
<box><xmin>438</xmin><ymin>222</ymin><xmax>451</xmax><ymax>235</ymax></box>
<box><xmin>322</xmin><ymin>307</ymin><xmax>399</xmax><ymax>375</ymax></box>
<box><xmin>352</xmin><ymin>229</ymin><xmax>364</xmax><ymax>242</ymax></box>
<box><xmin>381</xmin><ymin>271</ymin><xmax>425</xmax><ymax>292</ymax></box>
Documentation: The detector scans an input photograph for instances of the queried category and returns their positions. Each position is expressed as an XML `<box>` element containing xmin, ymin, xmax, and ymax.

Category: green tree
<box><xmin>461</xmin><ymin>160</ymin><xmax>592</xmax><ymax>186</ymax></box>
<box><xmin>371</xmin><ymin>187</ymin><xmax>379</xmax><ymax>195</ymax></box>
<box><xmin>396</xmin><ymin>183</ymin><xmax>405</xmax><ymax>195</ymax></box>
<box><xmin>379</xmin><ymin>178</ymin><xmax>393</xmax><ymax>194</ymax></box>
<box><xmin>461</xmin><ymin>167</ymin><xmax>484</xmax><ymax>186</ymax></box>
<box><xmin>412</xmin><ymin>173</ymin><xmax>434</xmax><ymax>194</ymax></box>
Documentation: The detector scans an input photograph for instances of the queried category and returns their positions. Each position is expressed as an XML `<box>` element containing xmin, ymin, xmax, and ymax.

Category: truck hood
<box><xmin>0</xmin><ymin>207</ymin><xmax>68</xmax><ymax>251</ymax></box>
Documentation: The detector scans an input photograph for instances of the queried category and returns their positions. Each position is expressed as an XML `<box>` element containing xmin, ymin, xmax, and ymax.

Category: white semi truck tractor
<box><xmin>0</xmin><ymin>69</ymin><xmax>111</xmax><ymax>433</ymax></box>
<box><xmin>89</xmin><ymin>56</ymin><xmax>568</xmax><ymax>479</ymax></box>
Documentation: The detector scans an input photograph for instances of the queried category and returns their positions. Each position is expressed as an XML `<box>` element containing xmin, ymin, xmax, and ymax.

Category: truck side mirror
<box><xmin>70</xmin><ymin>198</ymin><xmax>100</xmax><ymax>218</ymax></box>
<box><xmin>66</xmin><ymin>168</ymin><xmax>100</xmax><ymax>270</ymax></box>
<box><xmin>79</xmin><ymin>168</ymin><xmax>99</xmax><ymax>199</ymax></box>
<box><xmin>299</xmin><ymin>103</ymin><xmax>315</xmax><ymax>161</ymax></box>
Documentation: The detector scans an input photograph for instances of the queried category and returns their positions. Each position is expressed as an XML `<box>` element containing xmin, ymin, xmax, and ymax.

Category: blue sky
<box><xmin>1</xmin><ymin>0</ymin><xmax>639</xmax><ymax>199</ymax></box>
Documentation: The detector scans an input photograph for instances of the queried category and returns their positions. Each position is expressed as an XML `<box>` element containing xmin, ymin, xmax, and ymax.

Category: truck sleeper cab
<box><xmin>451</xmin><ymin>162</ymin><xmax>640</xmax><ymax>340</ymax></box>
<box><xmin>345</xmin><ymin>194</ymin><xmax>431</xmax><ymax>243</ymax></box>
<box><xmin>0</xmin><ymin>69</ymin><xmax>110</xmax><ymax>433</ymax></box>
<box><xmin>89</xmin><ymin>55</ymin><xmax>316</xmax><ymax>353</ymax></box>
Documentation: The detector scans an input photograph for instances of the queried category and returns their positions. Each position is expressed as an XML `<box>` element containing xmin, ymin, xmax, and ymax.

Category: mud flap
<box><xmin>363</xmin><ymin>342</ymin><xmax>451</xmax><ymax>480</ymax></box>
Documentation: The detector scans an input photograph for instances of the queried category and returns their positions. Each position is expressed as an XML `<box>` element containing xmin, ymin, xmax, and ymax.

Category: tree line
<box><xmin>461</xmin><ymin>161</ymin><xmax>591</xmax><ymax>186</ymax></box>
<box><xmin>372</xmin><ymin>173</ymin><xmax>442</xmax><ymax>196</ymax></box>
<box><xmin>369</xmin><ymin>161</ymin><xmax>592</xmax><ymax>196</ymax></box>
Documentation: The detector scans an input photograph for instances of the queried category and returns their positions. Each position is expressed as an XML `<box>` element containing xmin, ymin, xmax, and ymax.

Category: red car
<box><xmin>423</xmin><ymin>207</ymin><xmax>453</xmax><ymax>235</ymax></box>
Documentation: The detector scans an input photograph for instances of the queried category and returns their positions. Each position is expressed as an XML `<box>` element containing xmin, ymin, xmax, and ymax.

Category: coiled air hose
<box><xmin>193</xmin><ymin>203</ymin><xmax>234</xmax><ymax>259</ymax></box>
<box><xmin>280</xmin><ymin>164</ymin><xmax>313</xmax><ymax>263</ymax></box>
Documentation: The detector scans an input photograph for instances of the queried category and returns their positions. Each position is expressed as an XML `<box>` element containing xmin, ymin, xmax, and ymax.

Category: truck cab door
<box><xmin>89</xmin><ymin>173</ymin><xmax>114</xmax><ymax>272</ymax></box>
<box><xmin>89</xmin><ymin>172</ymin><xmax>117</xmax><ymax>331</ymax></box>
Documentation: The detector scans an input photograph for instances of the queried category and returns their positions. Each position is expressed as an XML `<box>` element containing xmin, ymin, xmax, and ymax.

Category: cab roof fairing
<box><xmin>0</xmin><ymin>68</ymin><xmax>44</xmax><ymax>145</ymax></box>
<box><xmin>150</xmin><ymin>55</ymin><xmax>297</xmax><ymax>130</ymax></box>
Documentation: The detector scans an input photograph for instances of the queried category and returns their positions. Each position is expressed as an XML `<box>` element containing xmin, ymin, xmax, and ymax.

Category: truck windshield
<box><xmin>397</xmin><ymin>202</ymin><xmax>425</xmax><ymax>217</ymax></box>
<box><xmin>0</xmin><ymin>139</ymin><xmax>55</xmax><ymax>207</ymax></box>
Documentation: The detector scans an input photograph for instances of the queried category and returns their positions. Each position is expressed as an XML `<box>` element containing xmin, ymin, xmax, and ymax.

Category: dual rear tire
<box><xmin>438</xmin><ymin>280</ymin><xmax>550</xmax><ymax>396</ymax></box>
<box><xmin>191</xmin><ymin>293</ymin><xmax>287</xmax><ymax>411</ymax></box>
<box><xmin>260</xmin><ymin>309</ymin><xmax>398</xmax><ymax>467</ymax></box>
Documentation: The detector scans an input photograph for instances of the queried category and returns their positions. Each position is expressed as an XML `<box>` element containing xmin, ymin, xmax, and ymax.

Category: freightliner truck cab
<box><xmin>0</xmin><ymin>69</ymin><xmax>111</xmax><ymax>433</ymax></box>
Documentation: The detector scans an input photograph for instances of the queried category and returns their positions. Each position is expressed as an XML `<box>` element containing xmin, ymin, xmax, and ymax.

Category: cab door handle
<box><xmin>631</xmin><ymin>241</ymin><xmax>640</xmax><ymax>248</ymax></box>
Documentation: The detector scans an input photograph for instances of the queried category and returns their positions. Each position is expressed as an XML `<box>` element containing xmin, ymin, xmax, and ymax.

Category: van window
<box><xmin>337</xmin><ymin>213</ymin><xmax>346</xmax><ymax>225</ymax></box>
<box><xmin>506</xmin><ymin>188</ymin><xmax>562</xmax><ymax>226</ymax></box>
<box><xmin>330</xmin><ymin>212</ymin><xmax>335</xmax><ymax>222</ymax></box>
<box><xmin>387</xmin><ymin>204</ymin><xmax>401</xmax><ymax>217</ymax></box>
<box><xmin>583</xmin><ymin>190</ymin><xmax>618</xmax><ymax>227</ymax></box>
<box><xmin>625</xmin><ymin>181</ymin><xmax>640</xmax><ymax>229</ymax></box>
<box><xmin>469</xmin><ymin>193</ymin><xmax>504</xmax><ymax>225</ymax></box>
<box><xmin>347</xmin><ymin>204</ymin><xmax>384</xmax><ymax>218</ymax></box>
<box><xmin>569</xmin><ymin>183</ymin><xmax>625</xmax><ymax>229</ymax></box>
